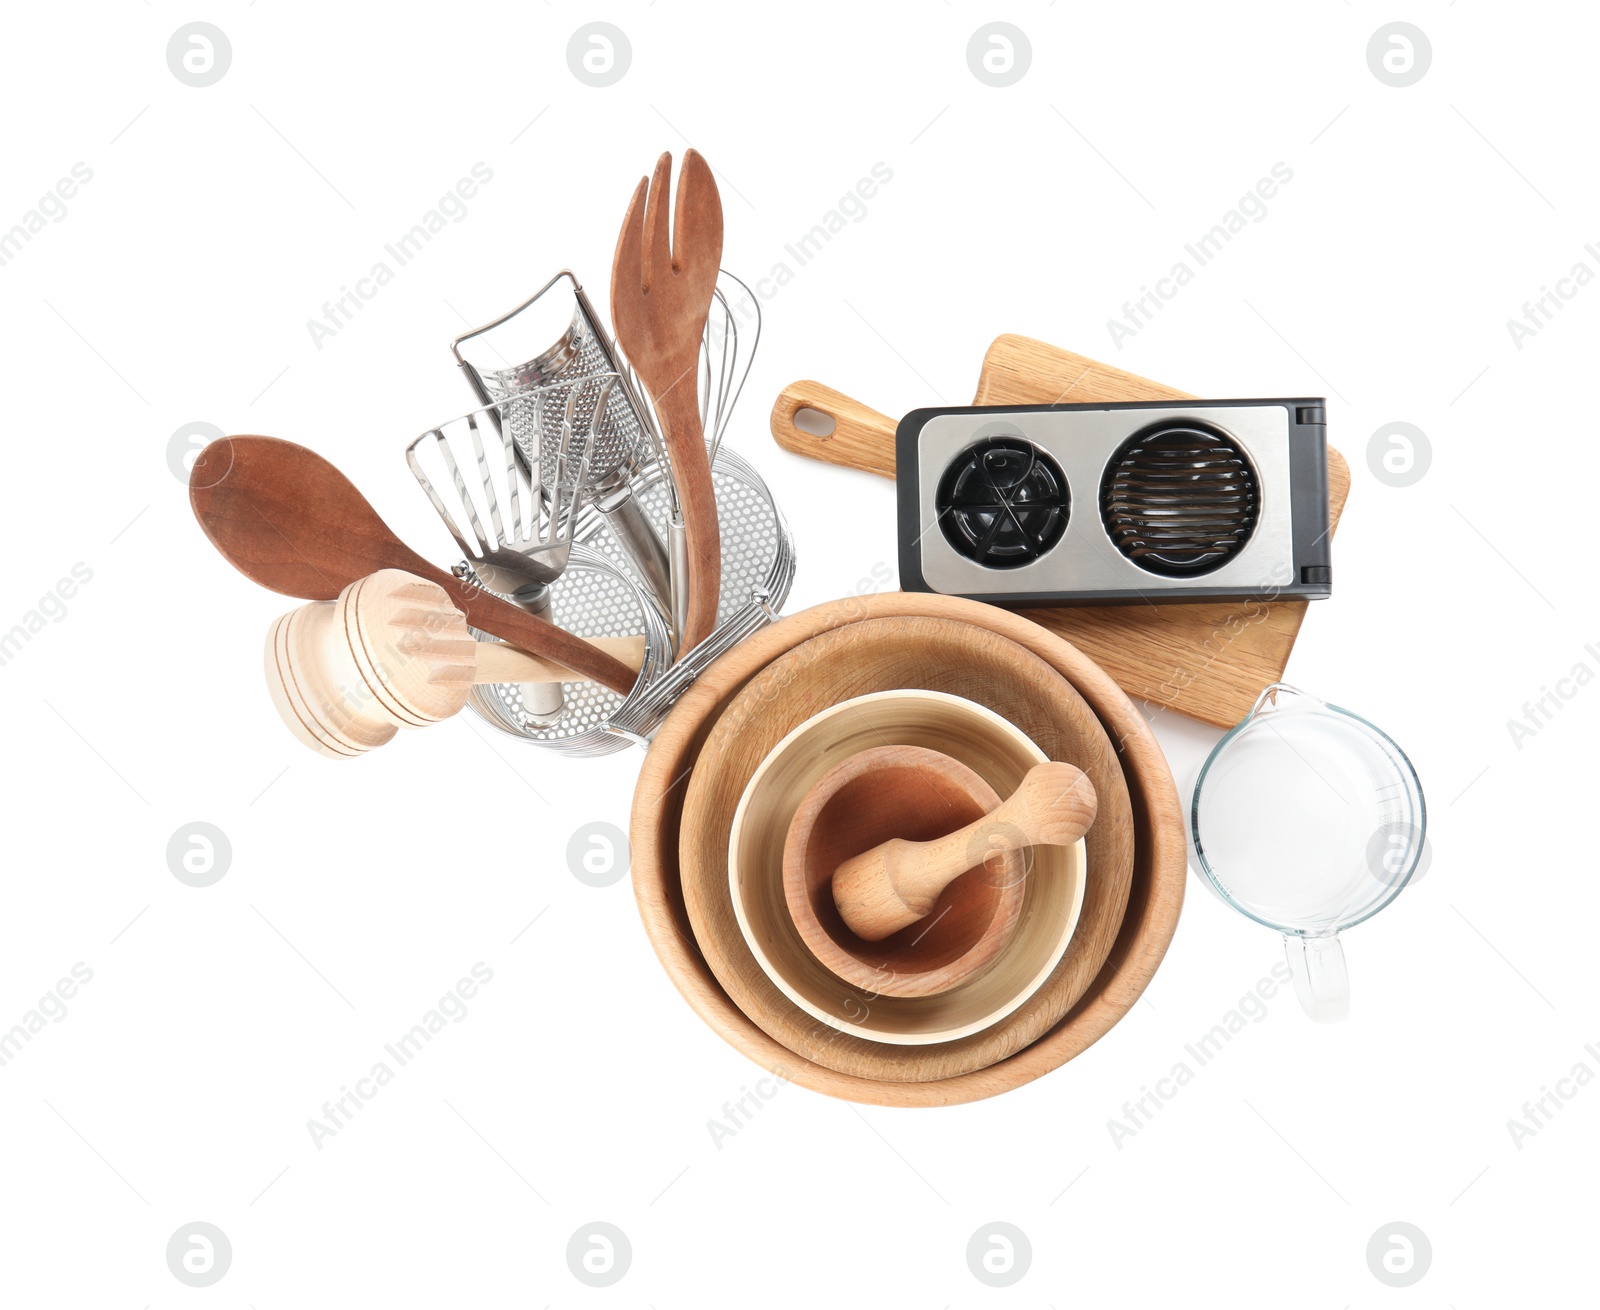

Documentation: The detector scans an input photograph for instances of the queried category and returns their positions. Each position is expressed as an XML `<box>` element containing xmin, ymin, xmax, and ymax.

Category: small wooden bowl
<box><xmin>782</xmin><ymin>745</ymin><xmax>1025</xmax><ymax>997</ymax></box>
<box><xmin>728</xmin><ymin>691</ymin><xmax>1086</xmax><ymax>1045</ymax></box>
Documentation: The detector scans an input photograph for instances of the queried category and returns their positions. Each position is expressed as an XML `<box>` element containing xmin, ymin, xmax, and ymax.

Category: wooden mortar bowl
<box><xmin>729</xmin><ymin>693</ymin><xmax>1085</xmax><ymax>1044</ymax></box>
<box><xmin>784</xmin><ymin>745</ymin><xmax>1025</xmax><ymax>998</ymax></box>
<box><xmin>628</xmin><ymin>593</ymin><xmax>1185</xmax><ymax>1107</ymax></box>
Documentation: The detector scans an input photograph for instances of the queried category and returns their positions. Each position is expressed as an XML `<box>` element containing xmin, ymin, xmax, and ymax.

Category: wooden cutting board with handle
<box><xmin>769</xmin><ymin>334</ymin><xmax>1352</xmax><ymax>729</ymax></box>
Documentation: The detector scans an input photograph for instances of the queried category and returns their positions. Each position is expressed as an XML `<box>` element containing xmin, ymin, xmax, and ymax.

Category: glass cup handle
<box><xmin>1283</xmin><ymin>934</ymin><xmax>1349</xmax><ymax>1022</ymax></box>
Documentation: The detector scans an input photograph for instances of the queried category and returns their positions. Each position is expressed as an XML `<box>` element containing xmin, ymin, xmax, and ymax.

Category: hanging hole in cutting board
<box><xmin>793</xmin><ymin>407</ymin><xmax>836</xmax><ymax>438</ymax></box>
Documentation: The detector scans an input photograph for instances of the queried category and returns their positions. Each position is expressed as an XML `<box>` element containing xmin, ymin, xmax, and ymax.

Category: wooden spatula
<box><xmin>610</xmin><ymin>150</ymin><xmax>724</xmax><ymax>650</ymax></box>
<box><xmin>189</xmin><ymin>436</ymin><xmax>638</xmax><ymax>695</ymax></box>
<box><xmin>768</xmin><ymin>335</ymin><xmax>1352</xmax><ymax>728</ymax></box>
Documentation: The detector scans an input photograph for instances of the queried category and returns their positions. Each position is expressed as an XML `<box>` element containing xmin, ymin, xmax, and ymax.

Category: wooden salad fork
<box><xmin>610</xmin><ymin>149</ymin><xmax>725</xmax><ymax>651</ymax></box>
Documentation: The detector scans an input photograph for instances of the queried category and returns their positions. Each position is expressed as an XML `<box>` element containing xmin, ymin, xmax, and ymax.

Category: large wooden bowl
<box><xmin>629</xmin><ymin>594</ymin><xmax>1185</xmax><ymax>1107</ymax></box>
<box><xmin>728</xmin><ymin>692</ymin><xmax>1086</xmax><ymax>1044</ymax></box>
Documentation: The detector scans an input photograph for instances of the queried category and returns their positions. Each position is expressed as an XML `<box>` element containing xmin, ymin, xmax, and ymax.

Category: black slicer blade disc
<box><xmin>936</xmin><ymin>439</ymin><xmax>1070</xmax><ymax>569</ymax></box>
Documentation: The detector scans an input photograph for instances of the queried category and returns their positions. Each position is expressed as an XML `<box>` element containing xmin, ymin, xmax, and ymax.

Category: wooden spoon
<box><xmin>610</xmin><ymin>150</ymin><xmax>724</xmax><ymax>649</ymax></box>
<box><xmin>266</xmin><ymin>568</ymin><xmax>644</xmax><ymax>758</ymax></box>
<box><xmin>189</xmin><ymin>435</ymin><xmax>637</xmax><ymax>695</ymax></box>
<box><xmin>833</xmin><ymin>761</ymin><xmax>1098</xmax><ymax>941</ymax></box>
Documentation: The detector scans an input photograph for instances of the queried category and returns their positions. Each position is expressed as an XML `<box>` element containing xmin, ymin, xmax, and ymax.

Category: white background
<box><xmin>1</xmin><ymin>1</ymin><xmax>1594</xmax><ymax>1304</ymax></box>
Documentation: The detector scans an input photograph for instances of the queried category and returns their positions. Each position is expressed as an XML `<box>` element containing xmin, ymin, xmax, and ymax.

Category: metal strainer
<box><xmin>466</xmin><ymin>447</ymin><xmax>795</xmax><ymax>755</ymax></box>
<box><xmin>463</xmin><ymin>543</ymin><xmax>674</xmax><ymax>758</ymax></box>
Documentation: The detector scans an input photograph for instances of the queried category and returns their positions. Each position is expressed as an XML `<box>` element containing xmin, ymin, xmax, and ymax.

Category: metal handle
<box><xmin>596</xmin><ymin>490</ymin><xmax>673</xmax><ymax>616</ymax></box>
<box><xmin>602</xmin><ymin>590</ymin><xmax>782</xmax><ymax>745</ymax></box>
<box><xmin>450</xmin><ymin>269</ymin><xmax>581</xmax><ymax>368</ymax></box>
<box><xmin>668</xmin><ymin>514</ymin><xmax>689</xmax><ymax>650</ymax></box>
<box><xmin>503</xmin><ymin>582</ymin><xmax>565</xmax><ymax>724</ymax></box>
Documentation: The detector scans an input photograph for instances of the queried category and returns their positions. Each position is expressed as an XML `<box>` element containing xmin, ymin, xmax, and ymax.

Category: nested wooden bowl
<box><xmin>629</xmin><ymin>594</ymin><xmax>1185</xmax><ymax>1106</ymax></box>
<box><xmin>681</xmin><ymin>616</ymin><xmax>1130</xmax><ymax>1082</ymax></box>
<box><xmin>783</xmin><ymin>744</ymin><xmax>1025</xmax><ymax>998</ymax></box>
<box><xmin>729</xmin><ymin>692</ymin><xmax>1086</xmax><ymax>1043</ymax></box>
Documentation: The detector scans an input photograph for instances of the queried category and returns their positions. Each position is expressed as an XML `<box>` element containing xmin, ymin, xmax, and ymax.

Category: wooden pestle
<box><xmin>832</xmin><ymin>762</ymin><xmax>1097</xmax><ymax>941</ymax></box>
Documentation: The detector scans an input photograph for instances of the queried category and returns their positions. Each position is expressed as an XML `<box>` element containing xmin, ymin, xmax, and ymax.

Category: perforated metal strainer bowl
<box><xmin>465</xmin><ymin>447</ymin><xmax>795</xmax><ymax>755</ymax></box>
<box><xmin>463</xmin><ymin>544</ymin><xmax>670</xmax><ymax>757</ymax></box>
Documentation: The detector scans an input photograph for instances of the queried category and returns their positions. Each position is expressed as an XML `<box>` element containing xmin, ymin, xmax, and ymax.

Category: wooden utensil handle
<box><xmin>655</xmin><ymin>384</ymin><xmax>722</xmax><ymax>650</ymax></box>
<box><xmin>474</xmin><ymin>636</ymin><xmax>646</xmax><ymax>685</ymax></box>
<box><xmin>769</xmin><ymin>381</ymin><xmax>898</xmax><ymax>479</ymax></box>
<box><xmin>409</xmin><ymin>561</ymin><xmax>640</xmax><ymax>696</ymax></box>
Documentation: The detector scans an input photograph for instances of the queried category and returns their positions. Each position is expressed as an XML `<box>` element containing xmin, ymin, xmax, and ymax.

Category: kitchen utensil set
<box><xmin>187</xmin><ymin>141</ymin><xmax>1417</xmax><ymax>1098</ymax></box>
<box><xmin>197</xmin><ymin>150</ymin><xmax>796</xmax><ymax>761</ymax></box>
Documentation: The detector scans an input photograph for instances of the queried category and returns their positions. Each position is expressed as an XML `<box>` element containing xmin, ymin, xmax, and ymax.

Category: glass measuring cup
<box><xmin>1189</xmin><ymin>684</ymin><xmax>1427</xmax><ymax>1022</ymax></box>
